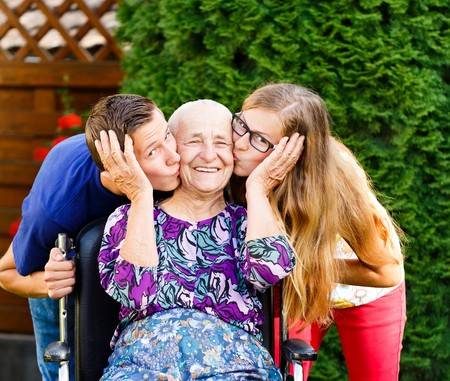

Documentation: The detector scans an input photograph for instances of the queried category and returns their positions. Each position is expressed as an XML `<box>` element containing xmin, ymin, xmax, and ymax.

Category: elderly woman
<box><xmin>96</xmin><ymin>100</ymin><xmax>303</xmax><ymax>380</ymax></box>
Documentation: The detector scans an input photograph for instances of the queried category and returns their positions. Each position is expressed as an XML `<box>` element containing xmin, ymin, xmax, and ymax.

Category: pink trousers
<box><xmin>290</xmin><ymin>282</ymin><xmax>406</xmax><ymax>381</ymax></box>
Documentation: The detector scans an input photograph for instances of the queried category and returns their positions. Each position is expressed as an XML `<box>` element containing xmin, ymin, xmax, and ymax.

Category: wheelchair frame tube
<box><xmin>58</xmin><ymin>234</ymin><xmax>69</xmax><ymax>344</ymax></box>
<box><xmin>59</xmin><ymin>296</ymin><xmax>68</xmax><ymax>343</ymax></box>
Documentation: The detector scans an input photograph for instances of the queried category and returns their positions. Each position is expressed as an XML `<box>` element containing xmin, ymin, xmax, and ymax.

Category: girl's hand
<box><xmin>246</xmin><ymin>133</ymin><xmax>305</xmax><ymax>195</ymax></box>
<box><xmin>95</xmin><ymin>130</ymin><xmax>152</xmax><ymax>202</ymax></box>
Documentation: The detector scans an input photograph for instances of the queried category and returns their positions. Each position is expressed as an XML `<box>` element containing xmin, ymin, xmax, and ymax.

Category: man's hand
<box><xmin>44</xmin><ymin>248</ymin><xmax>75</xmax><ymax>299</ymax></box>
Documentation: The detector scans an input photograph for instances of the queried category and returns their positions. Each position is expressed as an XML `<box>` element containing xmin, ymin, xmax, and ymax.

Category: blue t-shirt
<box><xmin>13</xmin><ymin>134</ymin><xmax>126</xmax><ymax>276</ymax></box>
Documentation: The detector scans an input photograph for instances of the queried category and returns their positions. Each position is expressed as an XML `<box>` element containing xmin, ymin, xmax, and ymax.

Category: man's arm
<box><xmin>0</xmin><ymin>244</ymin><xmax>76</xmax><ymax>299</ymax></box>
<box><xmin>0</xmin><ymin>244</ymin><xmax>48</xmax><ymax>298</ymax></box>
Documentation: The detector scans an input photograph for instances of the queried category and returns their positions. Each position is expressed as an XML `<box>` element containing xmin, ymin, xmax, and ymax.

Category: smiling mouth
<box><xmin>194</xmin><ymin>167</ymin><xmax>220</xmax><ymax>173</ymax></box>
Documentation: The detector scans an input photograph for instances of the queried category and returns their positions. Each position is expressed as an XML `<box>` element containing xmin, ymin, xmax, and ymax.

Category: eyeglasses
<box><xmin>231</xmin><ymin>113</ymin><xmax>275</xmax><ymax>153</ymax></box>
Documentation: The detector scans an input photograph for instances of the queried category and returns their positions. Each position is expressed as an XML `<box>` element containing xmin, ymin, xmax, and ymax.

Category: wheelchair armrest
<box><xmin>282</xmin><ymin>339</ymin><xmax>317</xmax><ymax>362</ymax></box>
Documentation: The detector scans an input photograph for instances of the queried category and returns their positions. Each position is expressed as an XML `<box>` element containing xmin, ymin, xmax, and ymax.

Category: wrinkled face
<box><xmin>131</xmin><ymin>110</ymin><xmax>181</xmax><ymax>191</ymax></box>
<box><xmin>232</xmin><ymin>108</ymin><xmax>283</xmax><ymax>176</ymax></box>
<box><xmin>174</xmin><ymin>106</ymin><xmax>233</xmax><ymax>196</ymax></box>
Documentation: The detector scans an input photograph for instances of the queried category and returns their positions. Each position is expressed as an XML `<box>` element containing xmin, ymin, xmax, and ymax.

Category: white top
<box><xmin>331</xmin><ymin>238</ymin><xmax>400</xmax><ymax>308</ymax></box>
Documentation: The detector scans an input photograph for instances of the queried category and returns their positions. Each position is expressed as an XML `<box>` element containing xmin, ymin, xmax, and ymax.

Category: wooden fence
<box><xmin>0</xmin><ymin>0</ymin><xmax>122</xmax><ymax>333</ymax></box>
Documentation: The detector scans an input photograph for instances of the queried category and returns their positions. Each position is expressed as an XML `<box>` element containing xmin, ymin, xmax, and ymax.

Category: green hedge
<box><xmin>117</xmin><ymin>1</ymin><xmax>449</xmax><ymax>379</ymax></box>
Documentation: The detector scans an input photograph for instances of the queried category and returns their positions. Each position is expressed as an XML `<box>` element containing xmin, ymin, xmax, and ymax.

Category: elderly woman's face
<box><xmin>175</xmin><ymin>107</ymin><xmax>233</xmax><ymax>195</ymax></box>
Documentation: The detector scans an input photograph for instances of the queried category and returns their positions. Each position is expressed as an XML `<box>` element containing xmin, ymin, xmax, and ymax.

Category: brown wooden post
<box><xmin>0</xmin><ymin>0</ymin><xmax>122</xmax><ymax>333</ymax></box>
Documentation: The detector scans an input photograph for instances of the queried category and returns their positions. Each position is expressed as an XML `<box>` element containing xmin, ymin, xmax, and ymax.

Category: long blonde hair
<box><xmin>331</xmin><ymin>138</ymin><xmax>403</xmax><ymax>267</ymax></box>
<box><xmin>241</xmin><ymin>83</ymin><xmax>402</xmax><ymax>326</ymax></box>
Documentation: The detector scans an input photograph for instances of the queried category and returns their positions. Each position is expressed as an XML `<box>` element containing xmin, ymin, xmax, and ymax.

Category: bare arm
<box><xmin>332</xmin><ymin>139</ymin><xmax>404</xmax><ymax>287</ymax></box>
<box><xmin>338</xmin><ymin>258</ymin><xmax>404</xmax><ymax>287</ymax></box>
<box><xmin>245</xmin><ymin>134</ymin><xmax>304</xmax><ymax>239</ymax></box>
<box><xmin>120</xmin><ymin>193</ymin><xmax>157</xmax><ymax>266</ymax></box>
<box><xmin>245</xmin><ymin>189</ymin><xmax>282</xmax><ymax>239</ymax></box>
<box><xmin>96</xmin><ymin>131</ymin><xmax>158</xmax><ymax>266</ymax></box>
<box><xmin>0</xmin><ymin>244</ymin><xmax>48</xmax><ymax>298</ymax></box>
<box><xmin>337</xmin><ymin>231</ymin><xmax>404</xmax><ymax>287</ymax></box>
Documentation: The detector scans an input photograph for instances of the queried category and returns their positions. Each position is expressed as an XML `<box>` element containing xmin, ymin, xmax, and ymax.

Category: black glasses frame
<box><xmin>231</xmin><ymin>113</ymin><xmax>275</xmax><ymax>153</ymax></box>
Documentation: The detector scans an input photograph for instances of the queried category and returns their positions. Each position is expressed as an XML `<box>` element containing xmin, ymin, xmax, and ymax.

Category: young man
<box><xmin>0</xmin><ymin>94</ymin><xmax>180</xmax><ymax>380</ymax></box>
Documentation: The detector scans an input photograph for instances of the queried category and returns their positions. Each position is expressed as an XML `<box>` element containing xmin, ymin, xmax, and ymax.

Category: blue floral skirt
<box><xmin>101</xmin><ymin>308</ymin><xmax>281</xmax><ymax>380</ymax></box>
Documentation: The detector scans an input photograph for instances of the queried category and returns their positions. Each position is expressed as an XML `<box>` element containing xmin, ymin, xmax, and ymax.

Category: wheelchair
<box><xmin>68</xmin><ymin>217</ymin><xmax>317</xmax><ymax>381</ymax></box>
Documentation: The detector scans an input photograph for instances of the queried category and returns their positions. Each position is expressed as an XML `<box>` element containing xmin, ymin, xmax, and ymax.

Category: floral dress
<box><xmin>98</xmin><ymin>203</ymin><xmax>295</xmax><ymax>380</ymax></box>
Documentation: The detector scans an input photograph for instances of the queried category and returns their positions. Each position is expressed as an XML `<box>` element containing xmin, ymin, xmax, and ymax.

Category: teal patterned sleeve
<box><xmin>235</xmin><ymin>210</ymin><xmax>296</xmax><ymax>291</ymax></box>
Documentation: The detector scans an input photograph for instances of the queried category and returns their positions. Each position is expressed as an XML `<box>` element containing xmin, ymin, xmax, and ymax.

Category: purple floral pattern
<box><xmin>98</xmin><ymin>203</ymin><xmax>295</xmax><ymax>348</ymax></box>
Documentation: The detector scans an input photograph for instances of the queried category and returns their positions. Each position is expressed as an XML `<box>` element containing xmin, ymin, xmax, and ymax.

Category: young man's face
<box><xmin>131</xmin><ymin>111</ymin><xmax>180</xmax><ymax>191</ymax></box>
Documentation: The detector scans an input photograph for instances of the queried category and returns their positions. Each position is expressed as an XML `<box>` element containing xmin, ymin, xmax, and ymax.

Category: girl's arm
<box><xmin>337</xmin><ymin>227</ymin><xmax>404</xmax><ymax>287</ymax></box>
<box><xmin>333</xmin><ymin>139</ymin><xmax>404</xmax><ymax>287</ymax></box>
<box><xmin>338</xmin><ymin>258</ymin><xmax>404</xmax><ymax>287</ymax></box>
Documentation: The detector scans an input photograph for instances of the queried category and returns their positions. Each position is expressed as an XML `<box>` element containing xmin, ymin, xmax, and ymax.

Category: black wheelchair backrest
<box><xmin>75</xmin><ymin>217</ymin><xmax>119</xmax><ymax>381</ymax></box>
<box><xmin>74</xmin><ymin>217</ymin><xmax>276</xmax><ymax>381</ymax></box>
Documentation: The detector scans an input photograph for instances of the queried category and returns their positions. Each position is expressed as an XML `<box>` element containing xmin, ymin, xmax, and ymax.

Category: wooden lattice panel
<box><xmin>0</xmin><ymin>0</ymin><xmax>121</xmax><ymax>62</ymax></box>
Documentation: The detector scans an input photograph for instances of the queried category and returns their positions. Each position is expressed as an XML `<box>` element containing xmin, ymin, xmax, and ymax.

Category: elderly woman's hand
<box><xmin>246</xmin><ymin>133</ymin><xmax>305</xmax><ymax>196</ymax></box>
<box><xmin>95</xmin><ymin>130</ymin><xmax>152</xmax><ymax>202</ymax></box>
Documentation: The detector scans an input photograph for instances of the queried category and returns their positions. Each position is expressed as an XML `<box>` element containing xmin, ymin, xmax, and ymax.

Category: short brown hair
<box><xmin>85</xmin><ymin>94</ymin><xmax>158</xmax><ymax>170</ymax></box>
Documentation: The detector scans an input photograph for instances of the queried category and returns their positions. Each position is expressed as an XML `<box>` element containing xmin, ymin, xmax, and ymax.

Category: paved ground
<box><xmin>0</xmin><ymin>333</ymin><xmax>40</xmax><ymax>380</ymax></box>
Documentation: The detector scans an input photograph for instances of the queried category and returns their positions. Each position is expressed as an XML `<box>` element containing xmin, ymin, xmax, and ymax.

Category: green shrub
<box><xmin>117</xmin><ymin>1</ymin><xmax>449</xmax><ymax>379</ymax></box>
